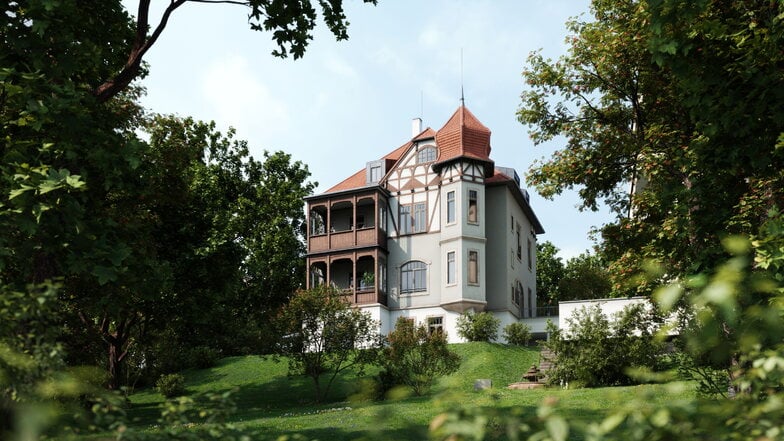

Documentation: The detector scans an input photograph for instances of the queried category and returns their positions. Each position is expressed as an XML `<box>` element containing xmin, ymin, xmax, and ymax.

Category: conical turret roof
<box><xmin>434</xmin><ymin>105</ymin><xmax>492</xmax><ymax>162</ymax></box>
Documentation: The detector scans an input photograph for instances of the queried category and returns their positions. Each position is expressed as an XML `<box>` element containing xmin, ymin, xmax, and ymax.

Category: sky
<box><xmin>127</xmin><ymin>0</ymin><xmax>615</xmax><ymax>260</ymax></box>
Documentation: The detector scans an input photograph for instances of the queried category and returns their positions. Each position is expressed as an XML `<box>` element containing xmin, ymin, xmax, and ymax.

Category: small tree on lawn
<box><xmin>275</xmin><ymin>285</ymin><xmax>382</xmax><ymax>402</ymax></box>
<box><xmin>380</xmin><ymin>317</ymin><xmax>460</xmax><ymax>396</ymax></box>
<box><xmin>456</xmin><ymin>311</ymin><xmax>500</xmax><ymax>342</ymax></box>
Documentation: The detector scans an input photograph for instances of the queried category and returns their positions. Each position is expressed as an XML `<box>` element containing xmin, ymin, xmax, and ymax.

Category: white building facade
<box><xmin>305</xmin><ymin>106</ymin><xmax>546</xmax><ymax>342</ymax></box>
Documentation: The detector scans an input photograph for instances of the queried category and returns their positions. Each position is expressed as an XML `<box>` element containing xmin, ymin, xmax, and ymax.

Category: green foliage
<box><xmin>274</xmin><ymin>285</ymin><xmax>383</xmax><ymax>402</ymax></box>
<box><xmin>155</xmin><ymin>374</ymin><xmax>185</xmax><ymax>398</ymax></box>
<box><xmin>379</xmin><ymin>317</ymin><xmax>460</xmax><ymax>397</ymax></box>
<box><xmin>536</xmin><ymin>241</ymin><xmax>565</xmax><ymax>303</ymax></box>
<box><xmin>456</xmin><ymin>311</ymin><xmax>500</xmax><ymax>342</ymax></box>
<box><xmin>431</xmin><ymin>210</ymin><xmax>784</xmax><ymax>440</ymax></box>
<box><xmin>559</xmin><ymin>252</ymin><xmax>613</xmax><ymax>300</ymax></box>
<box><xmin>544</xmin><ymin>302</ymin><xmax>665</xmax><ymax>387</ymax></box>
<box><xmin>156</xmin><ymin>374</ymin><xmax>187</xmax><ymax>398</ymax></box>
<box><xmin>188</xmin><ymin>346</ymin><xmax>221</xmax><ymax>370</ymax></box>
<box><xmin>519</xmin><ymin>0</ymin><xmax>784</xmax><ymax>295</ymax></box>
<box><xmin>503</xmin><ymin>322</ymin><xmax>532</xmax><ymax>346</ymax></box>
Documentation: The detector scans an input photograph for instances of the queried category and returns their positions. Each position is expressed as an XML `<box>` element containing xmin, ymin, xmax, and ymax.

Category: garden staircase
<box><xmin>537</xmin><ymin>348</ymin><xmax>556</xmax><ymax>380</ymax></box>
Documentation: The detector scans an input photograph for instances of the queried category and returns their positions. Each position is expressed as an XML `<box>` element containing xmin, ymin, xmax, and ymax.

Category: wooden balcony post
<box><xmin>352</xmin><ymin>195</ymin><xmax>358</xmax><ymax>247</ymax></box>
<box><xmin>352</xmin><ymin>254</ymin><xmax>358</xmax><ymax>304</ymax></box>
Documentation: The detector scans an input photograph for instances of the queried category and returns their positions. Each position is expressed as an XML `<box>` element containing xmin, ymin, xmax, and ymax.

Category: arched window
<box><xmin>401</xmin><ymin>261</ymin><xmax>427</xmax><ymax>293</ymax></box>
<box><xmin>417</xmin><ymin>146</ymin><xmax>437</xmax><ymax>163</ymax></box>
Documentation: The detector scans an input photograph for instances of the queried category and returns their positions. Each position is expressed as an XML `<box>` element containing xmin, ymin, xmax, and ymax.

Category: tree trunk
<box><xmin>107</xmin><ymin>342</ymin><xmax>123</xmax><ymax>390</ymax></box>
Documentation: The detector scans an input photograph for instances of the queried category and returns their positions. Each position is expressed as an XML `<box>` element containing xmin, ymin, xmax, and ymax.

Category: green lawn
<box><xmin>121</xmin><ymin>343</ymin><xmax>693</xmax><ymax>440</ymax></box>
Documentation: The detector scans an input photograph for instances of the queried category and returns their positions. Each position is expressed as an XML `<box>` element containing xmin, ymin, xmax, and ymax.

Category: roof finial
<box><xmin>460</xmin><ymin>48</ymin><xmax>465</xmax><ymax>106</ymax></box>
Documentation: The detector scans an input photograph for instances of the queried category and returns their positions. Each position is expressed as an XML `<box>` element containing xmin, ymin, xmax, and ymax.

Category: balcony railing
<box><xmin>339</xmin><ymin>288</ymin><xmax>387</xmax><ymax>306</ymax></box>
<box><xmin>535</xmin><ymin>306</ymin><xmax>559</xmax><ymax>317</ymax></box>
<box><xmin>308</xmin><ymin>226</ymin><xmax>387</xmax><ymax>253</ymax></box>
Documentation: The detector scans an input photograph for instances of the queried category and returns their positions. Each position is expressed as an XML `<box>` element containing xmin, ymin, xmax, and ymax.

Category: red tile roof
<box><xmin>325</xmin><ymin>168</ymin><xmax>367</xmax><ymax>193</ymax></box>
<box><xmin>485</xmin><ymin>169</ymin><xmax>513</xmax><ymax>184</ymax></box>
<box><xmin>323</xmin><ymin>105</ymin><xmax>494</xmax><ymax>194</ymax></box>
<box><xmin>434</xmin><ymin>105</ymin><xmax>492</xmax><ymax>163</ymax></box>
<box><xmin>324</xmin><ymin>136</ymin><xmax>417</xmax><ymax>193</ymax></box>
<box><xmin>413</xmin><ymin>127</ymin><xmax>436</xmax><ymax>142</ymax></box>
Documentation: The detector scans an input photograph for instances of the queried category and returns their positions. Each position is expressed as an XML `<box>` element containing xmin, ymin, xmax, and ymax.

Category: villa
<box><xmin>305</xmin><ymin>105</ymin><xmax>547</xmax><ymax>342</ymax></box>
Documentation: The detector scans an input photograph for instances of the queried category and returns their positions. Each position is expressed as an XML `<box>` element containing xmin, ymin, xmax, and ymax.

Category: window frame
<box><xmin>427</xmin><ymin>316</ymin><xmax>444</xmax><ymax>335</ymax></box>
<box><xmin>400</xmin><ymin>260</ymin><xmax>427</xmax><ymax>294</ymax></box>
<box><xmin>446</xmin><ymin>190</ymin><xmax>456</xmax><ymax>224</ymax></box>
<box><xmin>446</xmin><ymin>251</ymin><xmax>456</xmax><ymax>285</ymax></box>
<box><xmin>468</xmin><ymin>250</ymin><xmax>479</xmax><ymax>285</ymax></box>
<box><xmin>413</xmin><ymin>202</ymin><xmax>427</xmax><ymax>233</ymax></box>
<box><xmin>369</xmin><ymin>165</ymin><xmax>382</xmax><ymax>182</ymax></box>
<box><xmin>399</xmin><ymin>205</ymin><xmax>412</xmax><ymax>235</ymax></box>
<box><xmin>417</xmin><ymin>146</ymin><xmax>437</xmax><ymax>164</ymax></box>
<box><xmin>467</xmin><ymin>189</ymin><xmax>478</xmax><ymax>224</ymax></box>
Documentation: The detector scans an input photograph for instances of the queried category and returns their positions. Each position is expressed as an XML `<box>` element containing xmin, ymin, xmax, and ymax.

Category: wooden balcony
<box><xmin>339</xmin><ymin>288</ymin><xmax>388</xmax><ymax>306</ymax></box>
<box><xmin>308</xmin><ymin>227</ymin><xmax>387</xmax><ymax>254</ymax></box>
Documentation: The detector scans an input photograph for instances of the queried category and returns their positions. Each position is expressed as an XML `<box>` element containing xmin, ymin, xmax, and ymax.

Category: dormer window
<box><xmin>417</xmin><ymin>146</ymin><xmax>437</xmax><ymax>163</ymax></box>
<box><xmin>366</xmin><ymin>160</ymin><xmax>385</xmax><ymax>184</ymax></box>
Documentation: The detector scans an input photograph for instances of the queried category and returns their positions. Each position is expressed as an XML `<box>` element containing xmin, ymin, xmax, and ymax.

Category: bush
<box><xmin>379</xmin><ymin>317</ymin><xmax>460</xmax><ymax>396</ymax></box>
<box><xmin>156</xmin><ymin>373</ymin><xmax>186</xmax><ymax>398</ymax></box>
<box><xmin>188</xmin><ymin>346</ymin><xmax>221</xmax><ymax>369</ymax></box>
<box><xmin>503</xmin><ymin>322</ymin><xmax>532</xmax><ymax>346</ymax></box>
<box><xmin>456</xmin><ymin>311</ymin><xmax>500</xmax><ymax>342</ymax></box>
<box><xmin>543</xmin><ymin>302</ymin><xmax>665</xmax><ymax>387</ymax></box>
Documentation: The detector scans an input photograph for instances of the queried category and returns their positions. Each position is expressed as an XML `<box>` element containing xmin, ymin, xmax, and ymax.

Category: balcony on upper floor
<box><xmin>307</xmin><ymin>193</ymin><xmax>388</xmax><ymax>254</ymax></box>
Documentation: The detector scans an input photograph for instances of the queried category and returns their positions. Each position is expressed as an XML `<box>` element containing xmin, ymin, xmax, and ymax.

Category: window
<box><xmin>527</xmin><ymin>239</ymin><xmax>533</xmax><ymax>270</ymax></box>
<box><xmin>527</xmin><ymin>288</ymin><xmax>534</xmax><ymax>317</ymax></box>
<box><xmin>446</xmin><ymin>191</ymin><xmax>455</xmax><ymax>224</ymax></box>
<box><xmin>513</xmin><ymin>281</ymin><xmax>522</xmax><ymax>307</ymax></box>
<box><xmin>400</xmin><ymin>203</ymin><xmax>426</xmax><ymax>234</ymax></box>
<box><xmin>447</xmin><ymin>251</ymin><xmax>456</xmax><ymax>284</ymax></box>
<box><xmin>511</xmin><ymin>215</ymin><xmax>514</xmax><ymax>231</ymax></box>
<box><xmin>516</xmin><ymin>224</ymin><xmax>522</xmax><ymax>260</ymax></box>
<box><xmin>399</xmin><ymin>205</ymin><xmax>411</xmax><ymax>234</ymax></box>
<box><xmin>379</xmin><ymin>261</ymin><xmax>387</xmax><ymax>293</ymax></box>
<box><xmin>468</xmin><ymin>190</ymin><xmax>478</xmax><ymax>223</ymax></box>
<box><xmin>468</xmin><ymin>251</ymin><xmax>478</xmax><ymax>285</ymax></box>
<box><xmin>356</xmin><ymin>214</ymin><xmax>365</xmax><ymax>229</ymax></box>
<box><xmin>369</xmin><ymin>165</ymin><xmax>382</xmax><ymax>183</ymax></box>
<box><xmin>417</xmin><ymin>146</ymin><xmax>437</xmax><ymax>163</ymax></box>
<box><xmin>413</xmin><ymin>202</ymin><xmax>426</xmax><ymax>233</ymax></box>
<box><xmin>379</xmin><ymin>204</ymin><xmax>387</xmax><ymax>232</ymax></box>
<box><xmin>401</xmin><ymin>261</ymin><xmax>427</xmax><ymax>293</ymax></box>
<box><xmin>427</xmin><ymin>316</ymin><xmax>443</xmax><ymax>335</ymax></box>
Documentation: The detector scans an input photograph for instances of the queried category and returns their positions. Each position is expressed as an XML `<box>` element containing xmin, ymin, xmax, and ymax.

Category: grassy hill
<box><xmin>122</xmin><ymin>343</ymin><xmax>690</xmax><ymax>440</ymax></box>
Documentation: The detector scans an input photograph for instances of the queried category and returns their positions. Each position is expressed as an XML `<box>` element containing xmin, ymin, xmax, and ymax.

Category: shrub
<box><xmin>379</xmin><ymin>317</ymin><xmax>460</xmax><ymax>396</ymax></box>
<box><xmin>156</xmin><ymin>373</ymin><xmax>186</xmax><ymax>397</ymax></box>
<box><xmin>456</xmin><ymin>311</ymin><xmax>500</xmax><ymax>342</ymax></box>
<box><xmin>543</xmin><ymin>302</ymin><xmax>665</xmax><ymax>387</ymax></box>
<box><xmin>503</xmin><ymin>322</ymin><xmax>532</xmax><ymax>346</ymax></box>
<box><xmin>188</xmin><ymin>346</ymin><xmax>221</xmax><ymax>369</ymax></box>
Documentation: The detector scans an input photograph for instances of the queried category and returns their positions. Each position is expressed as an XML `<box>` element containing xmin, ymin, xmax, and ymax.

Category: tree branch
<box><xmin>93</xmin><ymin>0</ymin><xmax>188</xmax><ymax>102</ymax></box>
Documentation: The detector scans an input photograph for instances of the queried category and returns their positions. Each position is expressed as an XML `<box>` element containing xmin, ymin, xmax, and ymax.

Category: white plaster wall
<box><xmin>558</xmin><ymin>297</ymin><xmax>648</xmax><ymax>334</ymax></box>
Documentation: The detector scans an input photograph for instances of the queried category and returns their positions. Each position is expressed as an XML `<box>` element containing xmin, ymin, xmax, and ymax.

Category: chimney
<box><xmin>412</xmin><ymin>117</ymin><xmax>422</xmax><ymax>138</ymax></box>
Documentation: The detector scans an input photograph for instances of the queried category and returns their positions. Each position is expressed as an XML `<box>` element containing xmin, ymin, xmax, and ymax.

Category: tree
<box><xmin>536</xmin><ymin>241</ymin><xmax>565</xmax><ymax>303</ymax></box>
<box><xmin>274</xmin><ymin>286</ymin><xmax>382</xmax><ymax>402</ymax></box>
<box><xmin>73</xmin><ymin>115</ymin><xmax>315</xmax><ymax>389</ymax></box>
<box><xmin>379</xmin><ymin>317</ymin><xmax>460</xmax><ymax>397</ymax></box>
<box><xmin>518</xmin><ymin>0</ymin><xmax>784</xmax><ymax>294</ymax></box>
<box><xmin>558</xmin><ymin>253</ymin><xmax>612</xmax><ymax>301</ymax></box>
<box><xmin>91</xmin><ymin>0</ymin><xmax>379</xmax><ymax>102</ymax></box>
